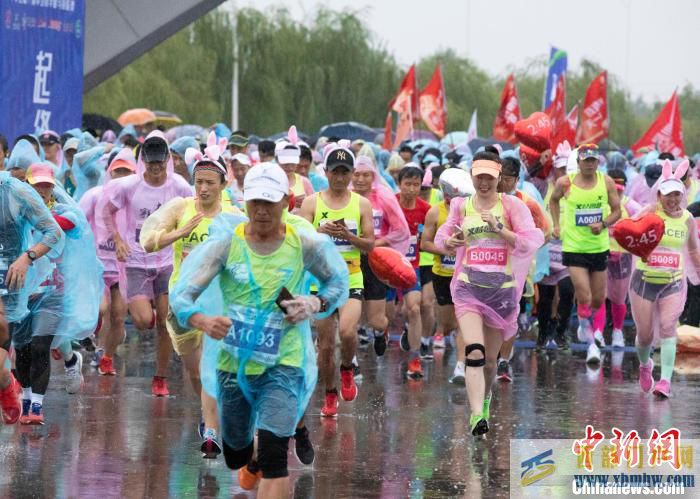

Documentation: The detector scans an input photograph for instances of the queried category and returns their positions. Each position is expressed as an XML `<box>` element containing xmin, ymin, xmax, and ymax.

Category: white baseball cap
<box><xmin>231</xmin><ymin>153</ymin><xmax>251</xmax><ymax>166</ymax></box>
<box><xmin>659</xmin><ymin>179</ymin><xmax>685</xmax><ymax>196</ymax></box>
<box><xmin>243</xmin><ymin>162</ymin><xmax>289</xmax><ymax>202</ymax></box>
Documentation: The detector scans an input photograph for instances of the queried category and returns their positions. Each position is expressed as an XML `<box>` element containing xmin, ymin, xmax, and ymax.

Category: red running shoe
<box><xmin>98</xmin><ymin>355</ymin><xmax>117</xmax><ymax>376</ymax></box>
<box><xmin>340</xmin><ymin>366</ymin><xmax>358</xmax><ymax>401</ymax></box>
<box><xmin>0</xmin><ymin>375</ymin><xmax>21</xmax><ymax>425</ymax></box>
<box><xmin>320</xmin><ymin>390</ymin><xmax>339</xmax><ymax>418</ymax></box>
<box><xmin>406</xmin><ymin>358</ymin><xmax>424</xmax><ymax>379</ymax></box>
<box><xmin>238</xmin><ymin>463</ymin><xmax>262</xmax><ymax>490</ymax></box>
<box><xmin>151</xmin><ymin>376</ymin><xmax>169</xmax><ymax>397</ymax></box>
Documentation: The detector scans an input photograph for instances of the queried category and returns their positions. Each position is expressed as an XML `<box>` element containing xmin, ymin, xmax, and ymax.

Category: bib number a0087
<box><xmin>575</xmin><ymin>208</ymin><xmax>603</xmax><ymax>227</ymax></box>
<box><xmin>222</xmin><ymin>305</ymin><xmax>285</xmax><ymax>366</ymax></box>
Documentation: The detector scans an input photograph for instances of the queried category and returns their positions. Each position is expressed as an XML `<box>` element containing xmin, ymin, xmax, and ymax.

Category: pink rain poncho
<box><xmin>351</xmin><ymin>155</ymin><xmax>410</xmax><ymax>255</ymax></box>
<box><xmin>435</xmin><ymin>194</ymin><xmax>544</xmax><ymax>339</ymax></box>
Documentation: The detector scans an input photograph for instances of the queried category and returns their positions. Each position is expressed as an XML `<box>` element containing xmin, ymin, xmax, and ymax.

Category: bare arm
<box><xmin>549</xmin><ymin>176</ymin><xmax>567</xmax><ymax>239</ymax></box>
<box><xmin>421</xmin><ymin>205</ymin><xmax>449</xmax><ymax>256</ymax></box>
<box><xmin>603</xmin><ymin>176</ymin><xmax>622</xmax><ymax>227</ymax></box>
<box><xmin>298</xmin><ymin>194</ymin><xmax>316</xmax><ymax>224</ymax></box>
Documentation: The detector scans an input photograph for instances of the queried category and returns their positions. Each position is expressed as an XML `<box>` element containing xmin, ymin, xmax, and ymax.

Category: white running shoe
<box><xmin>449</xmin><ymin>362</ymin><xmax>465</xmax><ymax>385</ymax></box>
<box><xmin>576</xmin><ymin>319</ymin><xmax>590</xmax><ymax>343</ymax></box>
<box><xmin>433</xmin><ymin>334</ymin><xmax>446</xmax><ymax>349</ymax></box>
<box><xmin>65</xmin><ymin>351</ymin><xmax>84</xmax><ymax>394</ymax></box>
<box><xmin>586</xmin><ymin>343</ymin><xmax>601</xmax><ymax>365</ymax></box>
<box><xmin>593</xmin><ymin>330</ymin><xmax>606</xmax><ymax>348</ymax></box>
<box><xmin>611</xmin><ymin>329</ymin><xmax>625</xmax><ymax>349</ymax></box>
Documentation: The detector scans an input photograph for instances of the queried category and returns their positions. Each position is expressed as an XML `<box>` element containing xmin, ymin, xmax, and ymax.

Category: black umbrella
<box><xmin>82</xmin><ymin>113</ymin><xmax>122</xmax><ymax>135</ymax></box>
<box><xmin>318</xmin><ymin>122</ymin><xmax>376</xmax><ymax>142</ymax></box>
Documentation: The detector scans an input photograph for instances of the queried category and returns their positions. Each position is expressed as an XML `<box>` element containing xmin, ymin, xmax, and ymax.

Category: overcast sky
<box><xmin>240</xmin><ymin>0</ymin><xmax>697</xmax><ymax>103</ymax></box>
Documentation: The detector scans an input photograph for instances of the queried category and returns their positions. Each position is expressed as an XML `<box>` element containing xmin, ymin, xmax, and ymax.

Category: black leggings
<box><xmin>537</xmin><ymin>277</ymin><xmax>575</xmax><ymax>340</ymax></box>
<box><xmin>15</xmin><ymin>335</ymin><xmax>53</xmax><ymax>395</ymax></box>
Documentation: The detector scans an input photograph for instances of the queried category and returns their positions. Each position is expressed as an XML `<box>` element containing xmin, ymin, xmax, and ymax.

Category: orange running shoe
<box><xmin>0</xmin><ymin>375</ymin><xmax>21</xmax><ymax>425</ymax></box>
<box><xmin>339</xmin><ymin>366</ymin><xmax>358</xmax><ymax>402</ymax></box>
<box><xmin>406</xmin><ymin>358</ymin><xmax>423</xmax><ymax>379</ymax></box>
<box><xmin>151</xmin><ymin>376</ymin><xmax>169</xmax><ymax>397</ymax></box>
<box><xmin>238</xmin><ymin>462</ymin><xmax>262</xmax><ymax>490</ymax></box>
<box><xmin>320</xmin><ymin>389</ymin><xmax>339</xmax><ymax>418</ymax></box>
<box><xmin>98</xmin><ymin>355</ymin><xmax>117</xmax><ymax>376</ymax></box>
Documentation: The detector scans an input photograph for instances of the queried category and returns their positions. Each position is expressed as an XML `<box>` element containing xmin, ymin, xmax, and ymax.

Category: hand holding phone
<box><xmin>275</xmin><ymin>287</ymin><xmax>294</xmax><ymax>313</ymax></box>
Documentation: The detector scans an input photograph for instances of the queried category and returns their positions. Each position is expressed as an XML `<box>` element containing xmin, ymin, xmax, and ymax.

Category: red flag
<box><xmin>493</xmin><ymin>74</ymin><xmax>520</xmax><ymax>143</ymax></box>
<box><xmin>383</xmin><ymin>111</ymin><xmax>393</xmax><ymax>150</ymax></box>
<box><xmin>392</xmin><ymin>103</ymin><xmax>413</xmax><ymax>149</ymax></box>
<box><xmin>419</xmin><ymin>65</ymin><xmax>447</xmax><ymax>137</ymax></box>
<box><xmin>551</xmin><ymin>104</ymin><xmax>578</xmax><ymax>153</ymax></box>
<box><xmin>545</xmin><ymin>75</ymin><xmax>566</xmax><ymax>133</ymax></box>
<box><xmin>391</xmin><ymin>65</ymin><xmax>419</xmax><ymax>120</ymax></box>
<box><xmin>576</xmin><ymin>71</ymin><xmax>609</xmax><ymax>144</ymax></box>
<box><xmin>631</xmin><ymin>91</ymin><xmax>684</xmax><ymax>157</ymax></box>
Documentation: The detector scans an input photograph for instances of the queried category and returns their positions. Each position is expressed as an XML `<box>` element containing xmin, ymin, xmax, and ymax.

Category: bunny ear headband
<box><xmin>658</xmin><ymin>159</ymin><xmax>689</xmax><ymax>196</ymax></box>
<box><xmin>184</xmin><ymin>131</ymin><xmax>227</xmax><ymax>175</ymax></box>
<box><xmin>553</xmin><ymin>140</ymin><xmax>571</xmax><ymax>169</ymax></box>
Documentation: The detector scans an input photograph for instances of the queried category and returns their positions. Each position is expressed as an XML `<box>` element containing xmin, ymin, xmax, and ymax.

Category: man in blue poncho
<box><xmin>170</xmin><ymin>162</ymin><xmax>348</xmax><ymax>497</ymax></box>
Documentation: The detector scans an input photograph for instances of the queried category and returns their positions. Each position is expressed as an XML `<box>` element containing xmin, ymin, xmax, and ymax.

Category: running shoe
<box><xmin>200</xmin><ymin>429</ymin><xmax>222</xmax><ymax>459</ymax></box>
<box><xmin>399</xmin><ymin>329</ymin><xmax>410</xmax><ymax>352</ymax></box>
<box><xmin>406</xmin><ymin>358</ymin><xmax>423</xmax><ymax>379</ymax></box>
<box><xmin>357</xmin><ymin>327</ymin><xmax>370</xmax><ymax>347</ymax></box>
<box><xmin>652</xmin><ymin>379</ymin><xmax>671</xmax><ymax>398</ymax></box>
<box><xmin>639</xmin><ymin>359</ymin><xmax>654</xmax><ymax>393</ymax></box>
<box><xmin>352</xmin><ymin>362</ymin><xmax>362</xmax><ymax>381</ymax></box>
<box><xmin>0</xmin><ymin>375</ymin><xmax>21</xmax><ymax>425</ymax></box>
<box><xmin>449</xmin><ymin>362</ymin><xmax>465</xmax><ymax>385</ymax></box>
<box><xmin>294</xmin><ymin>425</ymin><xmax>315</xmax><ymax>465</ymax></box>
<box><xmin>90</xmin><ymin>347</ymin><xmax>104</xmax><ymax>367</ymax></box>
<box><xmin>555</xmin><ymin>332</ymin><xmax>569</xmax><ymax>350</ymax></box>
<box><xmin>373</xmin><ymin>329</ymin><xmax>387</xmax><ymax>357</ymax></box>
<box><xmin>98</xmin><ymin>355</ymin><xmax>116</xmax><ymax>376</ymax></box>
<box><xmin>611</xmin><ymin>329</ymin><xmax>625</xmax><ymax>349</ymax></box>
<box><xmin>238</xmin><ymin>462</ymin><xmax>262</xmax><ymax>490</ymax></box>
<box><xmin>79</xmin><ymin>336</ymin><xmax>97</xmax><ymax>352</ymax></box>
<box><xmin>339</xmin><ymin>366</ymin><xmax>357</xmax><ymax>402</ymax></box>
<box><xmin>320</xmin><ymin>390</ymin><xmax>339</xmax><ymax>418</ymax></box>
<box><xmin>18</xmin><ymin>399</ymin><xmax>31</xmax><ymax>425</ymax></box>
<box><xmin>593</xmin><ymin>330</ymin><xmax>606</xmax><ymax>348</ymax></box>
<box><xmin>546</xmin><ymin>339</ymin><xmax>558</xmax><ymax>350</ymax></box>
<box><xmin>151</xmin><ymin>376</ymin><xmax>170</xmax><ymax>397</ymax></box>
<box><xmin>433</xmin><ymin>334</ymin><xmax>446</xmax><ymax>349</ymax></box>
<box><xmin>420</xmin><ymin>342</ymin><xmax>434</xmax><ymax>360</ymax></box>
<box><xmin>482</xmin><ymin>392</ymin><xmax>492</xmax><ymax>421</ymax></box>
<box><xmin>50</xmin><ymin>348</ymin><xmax>62</xmax><ymax>361</ymax></box>
<box><xmin>65</xmin><ymin>351</ymin><xmax>84</xmax><ymax>394</ymax></box>
<box><xmin>198</xmin><ymin>418</ymin><xmax>205</xmax><ymax>439</ymax></box>
<box><xmin>586</xmin><ymin>343</ymin><xmax>601</xmax><ymax>364</ymax></box>
<box><xmin>469</xmin><ymin>414</ymin><xmax>489</xmax><ymax>436</ymax></box>
<box><xmin>496</xmin><ymin>359</ymin><xmax>512</xmax><ymax>382</ymax></box>
<box><xmin>576</xmin><ymin>319</ymin><xmax>590</xmax><ymax>343</ymax></box>
<box><xmin>27</xmin><ymin>402</ymin><xmax>44</xmax><ymax>425</ymax></box>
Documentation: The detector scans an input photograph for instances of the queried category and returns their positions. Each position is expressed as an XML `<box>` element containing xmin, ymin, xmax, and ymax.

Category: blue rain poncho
<box><xmin>6</xmin><ymin>139</ymin><xmax>41</xmax><ymax>171</ymax></box>
<box><xmin>0</xmin><ymin>172</ymin><xmax>64</xmax><ymax>323</ymax></box>
<box><xmin>170</xmin><ymin>212</ymin><xmax>348</xmax><ymax>431</ymax></box>
<box><xmin>170</xmin><ymin>136</ymin><xmax>200</xmax><ymax>179</ymax></box>
<box><xmin>72</xmin><ymin>144</ymin><xmax>106</xmax><ymax>201</ymax></box>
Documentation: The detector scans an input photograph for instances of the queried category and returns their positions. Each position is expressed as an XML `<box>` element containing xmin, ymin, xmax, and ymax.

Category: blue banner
<box><xmin>543</xmin><ymin>46</ymin><xmax>567</xmax><ymax>110</ymax></box>
<box><xmin>0</xmin><ymin>0</ymin><xmax>85</xmax><ymax>144</ymax></box>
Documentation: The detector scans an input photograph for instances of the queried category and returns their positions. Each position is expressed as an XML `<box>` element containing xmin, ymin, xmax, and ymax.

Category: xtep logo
<box><xmin>521</xmin><ymin>448</ymin><xmax>555</xmax><ymax>486</ymax></box>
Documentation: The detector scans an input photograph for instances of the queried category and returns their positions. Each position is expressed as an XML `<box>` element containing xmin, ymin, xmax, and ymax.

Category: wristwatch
<box><xmin>25</xmin><ymin>250</ymin><xmax>37</xmax><ymax>264</ymax></box>
<box><xmin>495</xmin><ymin>222</ymin><xmax>504</xmax><ymax>233</ymax></box>
<box><xmin>601</xmin><ymin>220</ymin><xmax>608</xmax><ymax>228</ymax></box>
<box><xmin>317</xmin><ymin>296</ymin><xmax>329</xmax><ymax>313</ymax></box>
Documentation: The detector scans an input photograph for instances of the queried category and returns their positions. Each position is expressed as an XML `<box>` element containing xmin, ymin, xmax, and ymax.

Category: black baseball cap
<box><xmin>39</xmin><ymin>131</ymin><xmax>60</xmax><ymax>145</ymax></box>
<box><xmin>142</xmin><ymin>136</ymin><xmax>169</xmax><ymax>163</ymax></box>
<box><xmin>325</xmin><ymin>147</ymin><xmax>355</xmax><ymax>171</ymax></box>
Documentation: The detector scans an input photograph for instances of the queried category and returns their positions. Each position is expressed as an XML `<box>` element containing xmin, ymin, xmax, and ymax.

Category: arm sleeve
<box><xmin>139</xmin><ymin>197</ymin><xmax>187</xmax><ymax>251</ymax></box>
<box><xmin>299</xmin><ymin>229</ymin><xmax>349</xmax><ymax>319</ymax></box>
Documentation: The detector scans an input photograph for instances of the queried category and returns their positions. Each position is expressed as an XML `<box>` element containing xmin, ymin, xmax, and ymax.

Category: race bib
<box><xmin>440</xmin><ymin>253</ymin><xmax>456</xmax><ymax>270</ymax></box>
<box><xmin>321</xmin><ymin>219</ymin><xmax>358</xmax><ymax>254</ymax></box>
<box><xmin>465</xmin><ymin>239</ymin><xmax>508</xmax><ymax>272</ymax></box>
<box><xmin>372</xmin><ymin>209</ymin><xmax>383</xmax><ymax>236</ymax></box>
<box><xmin>549</xmin><ymin>239</ymin><xmax>565</xmax><ymax>271</ymax></box>
<box><xmin>98</xmin><ymin>237</ymin><xmax>116</xmax><ymax>253</ymax></box>
<box><xmin>222</xmin><ymin>304</ymin><xmax>285</xmax><ymax>366</ymax></box>
<box><xmin>406</xmin><ymin>235</ymin><xmax>418</xmax><ymax>260</ymax></box>
<box><xmin>575</xmin><ymin>208</ymin><xmax>603</xmax><ymax>227</ymax></box>
<box><xmin>647</xmin><ymin>248</ymin><xmax>681</xmax><ymax>271</ymax></box>
<box><xmin>135</xmin><ymin>225</ymin><xmax>142</xmax><ymax>242</ymax></box>
<box><xmin>0</xmin><ymin>257</ymin><xmax>8</xmax><ymax>296</ymax></box>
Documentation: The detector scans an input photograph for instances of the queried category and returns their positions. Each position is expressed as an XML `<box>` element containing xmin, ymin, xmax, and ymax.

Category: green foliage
<box><xmin>84</xmin><ymin>7</ymin><xmax>699</xmax><ymax>152</ymax></box>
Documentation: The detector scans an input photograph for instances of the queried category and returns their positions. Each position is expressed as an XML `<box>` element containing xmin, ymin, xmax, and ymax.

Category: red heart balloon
<box><xmin>612</xmin><ymin>213</ymin><xmax>665</xmax><ymax>259</ymax></box>
<box><xmin>514</xmin><ymin>112</ymin><xmax>552</xmax><ymax>152</ymax></box>
<box><xmin>519</xmin><ymin>143</ymin><xmax>541</xmax><ymax>168</ymax></box>
<box><xmin>368</xmin><ymin>247</ymin><xmax>417</xmax><ymax>289</ymax></box>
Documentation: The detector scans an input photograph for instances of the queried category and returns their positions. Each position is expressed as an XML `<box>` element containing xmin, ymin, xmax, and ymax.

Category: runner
<box><xmin>169</xmin><ymin>162</ymin><xmax>348</xmax><ymax>495</ymax></box>
<box><xmin>421</xmin><ymin>167</ymin><xmax>474</xmax><ymax>383</ymax></box>
<box><xmin>631</xmin><ymin>160</ymin><xmax>700</xmax><ymax>398</ymax></box>
<box><xmin>393</xmin><ymin>165</ymin><xmax>432</xmax><ymax>377</ymax></box>
<box><xmin>79</xmin><ymin>148</ymin><xmax>137</xmax><ymax>375</ymax></box>
<box><xmin>436</xmin><ymin>151</ymin><xmax>543</xmax><ymax>435</ymax></box>
<box><xmin>225</xmin><ymin>153</ymin><xmax>251</xmax><ymax>209</ymax></box>
<box><xmin>277</xmin><ymin>127</ymin><xmax>314</xmax><ymax>213</ymax></box>
<box><xmin>299</xmin><ymin>143</ymin><xmax>374</xmax><ymax>416</ymax></box>
<box><xmin>0</xmin><ymin>301</ymin><xmax>21</xmax><ymax>424</ymax></box>
<box><xmin>103</xmin><ymin>130</ymin><xmax>193</xmax><ymax>396</ymax></box>
<box><xmin>549</xmin><ymin>143</ymin><xmax>621</xmax><ymax>364</ymax></box>
<box><xmin>350</xmin><ymin>155</ymin><xmax>410</xmax><ymax>356</ymax></box>
<box><xmin>590</xmin><ymin>169</ymin><xmax>641</xmax><ymax>349</ymax></box>
<box><xmin>140</xmin><ymin>133</ymin><xmax>240</xmax><ymax>457</ymax></box>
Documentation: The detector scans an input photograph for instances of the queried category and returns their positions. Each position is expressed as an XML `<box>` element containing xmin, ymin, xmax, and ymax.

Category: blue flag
<box><xmin>543</xmin><ymin>46</ymin><xmax>567</xmax><ymax>110</ymax></box>
<box><xmin>0</xmin><ymin>0</ymin><xmax>85</xmax><ymax>143</ymax></box>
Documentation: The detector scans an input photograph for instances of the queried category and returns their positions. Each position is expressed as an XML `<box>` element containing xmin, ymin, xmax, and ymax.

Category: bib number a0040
<box><xmin>465</xmin><ymin>239</ymin><xmax>508</xmax><ymax>272</ymax></box>
<box><xmin>222</xmin><ymin>304</ymin><xmax>285</xmax><ymax>366</ymax></box>
<box><xmin>575</xmin><ymin>208</ymin><xmax>603</xmax><ymax>227</ymax></box>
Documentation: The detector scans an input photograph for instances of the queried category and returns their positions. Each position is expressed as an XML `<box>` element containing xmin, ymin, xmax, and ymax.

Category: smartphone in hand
<box><xmin>453</xmin><ymin>225</ymin><xmax>465</xmax><ymax>240</ymax></box>
<box><xmin>275</xmin><ymin>287</ymin><xmax>294</xmax><ymax>313</ymax></box>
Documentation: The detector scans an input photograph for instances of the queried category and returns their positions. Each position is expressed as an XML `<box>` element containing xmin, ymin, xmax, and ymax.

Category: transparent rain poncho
<box><xmin>6</xmin><ymin>139</ymin><xmax>41</xmax><ymax>172</ymax></box>
<box><xmin>435</xmin><ymin>194</ymin><xmax>544</xmax><ymax>339</ymax></box>
<box><xmin>170</xmin><ymin>213</ymin><xmax>349</xmax><ymax>431</ymax></box>
<box><xmin>0</xmin><ymin>172</ymin><xmax>64</xmax><ymax>323</ymax></box>
<box><xmin>72</xmin><ymin>135</ymin><xmax>106</xmax><ymax>201</ymax></box>
<box><xmin>351</xmin><ymin>156</ymin><xmax>410</xmax><ymax>255</ymax></box>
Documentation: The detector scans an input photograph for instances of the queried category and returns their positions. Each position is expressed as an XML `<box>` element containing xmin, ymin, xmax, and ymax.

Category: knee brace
<box><xmin>222</xmin><ymin>439</ymin><xmax>254</xmax><ymax>470</ymax></box>
<box><xmin>464</xmin><ymin>343</ymin><xmax>486</xmax><ymax>367</ymax></box>
<box><xmin>257</xmin><ymin>429</ymin><xmax>290</xmax><ymax>479</ymax></box>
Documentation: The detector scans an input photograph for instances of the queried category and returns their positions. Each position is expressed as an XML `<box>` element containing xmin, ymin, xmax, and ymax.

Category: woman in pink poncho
<box><xmin>631</xmin><ymin>159</ymin><xmax>700</xmax><ymax>399</ymax></box>
<box><xmin>351</xmin><ymin>155</ymin><xmax>410</xmax><ymax>355</ymax></box>
<box><xmin>435</xmin><ymin>152</ymin><xmax>543</xmax><ymax>436</ymax></box>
